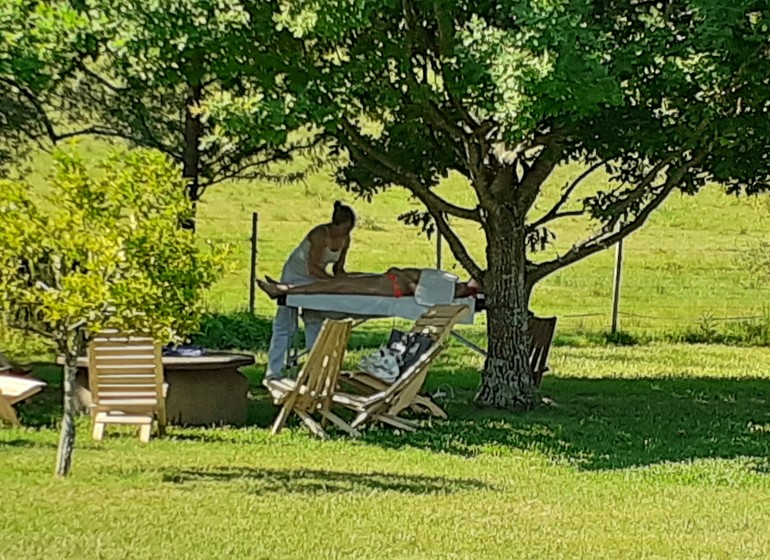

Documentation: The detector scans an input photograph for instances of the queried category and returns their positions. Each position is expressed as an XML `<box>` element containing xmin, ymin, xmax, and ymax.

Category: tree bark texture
<box><xmin>182</xmin><ymin>82</ymin><xmax>203</xmax><ymax>230</ymax></box>
<box><xmin>474</xmin><ymin>217</ymin><xmax>535</xmax><ymax>410</ymax></box>
<box><xmin>55</xmin><ymin>350</ymin><xmax>79</xmax><ymax>477</ymax></box>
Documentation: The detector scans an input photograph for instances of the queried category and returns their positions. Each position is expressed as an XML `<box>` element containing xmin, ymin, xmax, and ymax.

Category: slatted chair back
<box><xmin>353</xmin><ymin>304</ymin><xmax>471</xmax><ymax>424</ymax></box>
<box><xmin>292</xmin><ymin>319</ymin><xmax>353</xmax><ymax>414</ymax></box>
<box><xmin>410</xmin><ymin>304</ymin><xmax>471</xmax><ymax>344</ymax></box>
<box><xmin>528</xmin><ymin>316</ymin><xmax>557</xmax><ymax>387</ymax></box>
<box><xmin>88</xmin><ymin>330</ymin><xmax>166</xmax><ymax>442</ymax></box>
<box><xmin>269</xmin><ymin>318</ymin><xmax>356</xmax><ymax>437</ymax></box>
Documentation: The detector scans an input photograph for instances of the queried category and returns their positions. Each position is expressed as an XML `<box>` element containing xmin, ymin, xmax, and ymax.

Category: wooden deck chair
<box><xmin>333</xmin><ymin>341</ymin><xmax>450</xmax><ymax>432</ymax></box>
<box><xmin>340</xmin><ymin>304</ymin><xmax>471</xmax><ymax>419</ymax></box>
<box><xmin>529</xmin><ymin>316</ymin><xmax>557</xmax><ymax>387</ymax></box>
<box><xmin>88</xmin><ymin>330</ymin><xmax>167</xmax><ymax>443</ymax></box>
<box><xmin>0</xmin><ymin>372</ymin><xmax>46</xmax><ymax>427</ymax></box>
<box><xmin>265</xmin><ymin>318</ymin><xmax>358</xmax><ymax>438</ymax></box>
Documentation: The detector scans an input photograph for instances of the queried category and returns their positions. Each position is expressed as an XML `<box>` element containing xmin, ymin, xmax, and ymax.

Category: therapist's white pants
<box><xmin>266</xmin><ymin>306</ymin><xmax>324</xmax><ymax>377</ymax></box>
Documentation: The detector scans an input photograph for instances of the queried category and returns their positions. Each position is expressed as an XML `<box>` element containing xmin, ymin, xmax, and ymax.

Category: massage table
<box><xmin>276</xmin><ymin>293</ymin><xmax>489</xmax><ymax>368</ymax></box>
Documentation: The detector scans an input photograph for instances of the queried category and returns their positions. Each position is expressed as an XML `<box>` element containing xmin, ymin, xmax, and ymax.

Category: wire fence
<box><xmin>206</xmin><ymin>208</ymin><xmax>770</xmax><ymax>337</ymax></box>
<box><xmin>555</xmin><ymin>312</ymin><xmax>769</xmax><ymax>322</ymax></box>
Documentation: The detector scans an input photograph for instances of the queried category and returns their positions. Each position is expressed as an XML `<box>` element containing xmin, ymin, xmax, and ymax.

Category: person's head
<box><xmin>330</xmin><ymin>200</ymin><xmax>356</xmax><ymax>233</ymax></box>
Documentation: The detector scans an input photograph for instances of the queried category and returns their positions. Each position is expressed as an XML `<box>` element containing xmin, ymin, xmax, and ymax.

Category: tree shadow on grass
<box><xmin>20</xmin><ymin>359</ymin><xmax>770</xmax><ymax>473</ymax></box>
<box><xmin>162</xmin><ymin>466</ymin><xmax>492</xmax><ymax>495</ymax></box>
<box><xmin>367</xmin><ymin>376</ymin><xmax>770</xmax><ymax>471</ymax></box>
<box><xmin>0</xmin><ymin>439</ymin><xmax>42</xmax><ymax>448</ymax></box>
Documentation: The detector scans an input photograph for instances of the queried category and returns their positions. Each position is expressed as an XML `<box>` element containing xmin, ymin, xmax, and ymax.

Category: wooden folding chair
<box><xmin>334</xmin><ymin>341</ymin><xmax>449</xmax><ymax>432</ymax></box>
<box><xmin>88</xmin><ymin>330</ymin><xmax>167</xmax><ymax>442</ymax></box>
<box><xmin>339</xmin><ymin>304</ymin><xmax>471</xmax><ymax>419</ymax></box>
<box><xmin>265</xmin><ymin>318</ymin><xmax>358</xmax><ymax>438</ymax></box>
<box><xmin>529</xmin><ymin>316</ymin><xmax>557</xmax><ymax>387</ymax></box>
<box><xmin>0</xmin><ymin>372</ymin><xmax>46</xmax><ymax>427</ymax></box>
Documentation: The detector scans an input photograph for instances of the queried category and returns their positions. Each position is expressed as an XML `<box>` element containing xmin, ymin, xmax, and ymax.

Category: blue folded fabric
<box><xmin>162</xmin><ymin>345</ymin><xmax>207</xmax><ymax>357</ymax></box>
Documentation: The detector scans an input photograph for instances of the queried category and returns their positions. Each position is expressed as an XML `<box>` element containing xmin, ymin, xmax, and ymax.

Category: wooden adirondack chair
<box><xmin>0</xmin><ymin>372</ymin><xmax>46</xmax><ymax>427</ymax></box>
<box><xmin>529</xmin><ymin>316</ymin><xmax>557</xmax><ymax>387</ymax></box>
<box><xmin>339</xmin><ymin>304</ymin><xmax>471</xmax><ymax>419</ymax></box>
<box><xmin>88</xmin><ymin>330</ymin><xmax>167</xmax><ymax>442</ymax></box>
<box><xmin>333</xmin><ymin>341</ymin><xmax>450</xmax><ymax>432</ymax></box>
<box><xmin>265</xmin><ymin>318</ymin><xmax>358</xmax><ymax>438</ymax></box>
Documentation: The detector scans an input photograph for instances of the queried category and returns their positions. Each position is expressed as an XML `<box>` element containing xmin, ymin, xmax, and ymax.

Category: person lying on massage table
<box><xmin>257</xmin><ymin>267</ymin><xmax>483</xmax><ymax>301</ymax></box>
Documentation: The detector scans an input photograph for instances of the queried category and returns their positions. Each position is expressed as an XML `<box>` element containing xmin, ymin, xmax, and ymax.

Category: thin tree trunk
<box><xmin>474</xmin><ymin>219</ymin><xmax>535</xmax><ymax>410</ymax></box>
<box><xmin>182</xmin><ymin>81</ymin><xmax>203</xmax><ymax>231</ymax></box>
<box><xmin>55</xmin><ymin>347</ymin><xmax>80</xmax><ymax>477</ymax></box>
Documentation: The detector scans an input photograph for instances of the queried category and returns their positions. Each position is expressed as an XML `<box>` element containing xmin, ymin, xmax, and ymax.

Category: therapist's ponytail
<box><xmin>332</xmin><ymin>201</ymin><xmax>356</xmax><ymax>227</ymax></box>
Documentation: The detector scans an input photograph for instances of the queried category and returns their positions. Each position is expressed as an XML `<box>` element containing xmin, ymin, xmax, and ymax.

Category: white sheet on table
<box><xmin>283</xmin><ymin>294</ymin><xmax>477</xmax><ymax>324</ymax></box>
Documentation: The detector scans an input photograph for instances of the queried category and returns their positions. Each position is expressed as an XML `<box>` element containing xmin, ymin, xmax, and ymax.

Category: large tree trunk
<box><xmin>474</xmin><ymin>218</ymin><xmax>535</xmax><ymax>410</ymax></box>
<box><xmin>55</xmin><ymin>347</ymin><xmax>80</xmax><ymax>477</ymax></box>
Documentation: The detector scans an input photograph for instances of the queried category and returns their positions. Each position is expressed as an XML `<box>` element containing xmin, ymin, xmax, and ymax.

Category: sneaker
<box><xmin>262</xmin><ymin>373</ymin><xmax>282</xmax><ymax>386</ymax></box>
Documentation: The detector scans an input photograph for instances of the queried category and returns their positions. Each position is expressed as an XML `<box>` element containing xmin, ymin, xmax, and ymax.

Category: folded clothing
<box><xmin>358</xmin><ymin>329</ymin><xmax>435</xmax><ymax>383</ymax></box>
<box><xmin>162</xmin><ymin>345</ymin><xmax>207</xmax><ymax>357</ymax></box>
<box><xmin>386</xmin><ymin>329</ymin><xmax>434</xmax><ymax>374</ymax></box>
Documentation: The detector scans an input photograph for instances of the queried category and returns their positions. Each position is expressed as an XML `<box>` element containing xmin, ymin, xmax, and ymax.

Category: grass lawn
<box><xmin>3</xmin><ymin>136</ymin><xmax>770</xmax><ymax>558</ymax></box>
<box><xmin>3</xmin><ymin>341</ymin><xmax>770</xmax><ymax>559</ymax></box>
<box><xmin>12</xmin><ymin>137</ymin><xmax>770</xmax><ymax>340</ymax></box>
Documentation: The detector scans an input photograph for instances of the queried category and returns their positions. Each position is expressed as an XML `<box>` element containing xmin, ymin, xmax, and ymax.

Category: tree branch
<box><xmin>0</xmin><ymin>77</ymin><xmax>182</xmax><ymax>161</ymax></box>
<box><xmin>78</xmin><ymin>62</ymin><xmax>126</xmax><ymax>94</ymax></box>
<box><xmin>340</xmin><ymin>120</ymin><xmax>480</xmax><ymax>221</ymax></box>
<box><xmin>528</xmin><ymin>160</ymin><xmax>606</xmax><ymax>231</ymax></box>
<box><xmin>424</xmin><ymin>100</ymin><xmax>469</xmax><ymax>142</ymax></box>
<box><xmin>0</xmin><ymin>78</ymin><xmax>60</xmax><ymax>145</ymax></box>
<box><xmin>530</xmin><ymin>150</ymin><xmax>708</xmax><ymax>285</ymax></box>
<box><xmin>516</xmin><ymin>138</ymin><xmax>564</xmax><ymax>212</ymax></box>
<box><xmin>429</xmin><ymin>210</ymin><xmax>484</xmax><ymax>281</ymax></box>
<box><xmin>430</xmin><ymin>1</ymin><xmax>478</xmax><ymax>130</ymax></box>
<box><xmin>602</xmin><ymin>154</ymin><xmax>677</xmax><ymax>232</ymax></box>
<box><xmin>340</xmin><ymin>132</ymin><xmax>482</xmax><ymax>276</ymax></box>
<box><xmin>400</xmin><ymin>2</ymin><xmax>468</xmax><ymax>167</ymax></box>
<box><xmin>7</xmin><ymin>320</ymin><xmax>55</xmax><ymax>341</ymax></box>
<box><xmin>206</xmin><ymin>141</ymin><xmax>320</xmax><ymax>187</ymax></box>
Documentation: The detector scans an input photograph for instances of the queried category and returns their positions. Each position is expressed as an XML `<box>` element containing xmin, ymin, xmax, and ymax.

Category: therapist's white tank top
<box><xmin>281</xmin><ymin>228</ymin><xmax>342</xmax><ymax>283</ymax></box>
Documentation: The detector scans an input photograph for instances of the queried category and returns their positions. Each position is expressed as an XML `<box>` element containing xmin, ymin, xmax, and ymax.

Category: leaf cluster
<box><xmin>0</xmin><ymin>147</ymin><xmax>230</xmax><ymax>351</ymax></box>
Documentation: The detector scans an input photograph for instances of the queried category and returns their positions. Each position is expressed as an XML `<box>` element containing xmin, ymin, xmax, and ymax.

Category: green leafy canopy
<box><xmin>0</xmin><ymin>147</ymin><xmax>230</xmax><ymax>351</ymax></box>
<box><xmin>274</xmin><ymin>0</ymin><xmax>770</xmax><ymax>276</ymax></box>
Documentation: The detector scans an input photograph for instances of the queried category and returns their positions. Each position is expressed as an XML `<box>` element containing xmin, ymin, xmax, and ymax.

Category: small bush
<box><xmin>189</xmin><ymin>312</ymin><xmax>274</xmax><ymax>352</ymax></box>
<box><xmin>553</xmin><ymin>330</ymin><xmax>642</xmax><ymax>347</ymax></box>
<box><xmin>0</xmin><ymin>325</ymin><xmax>53</xmax><ymax>363</ymax></box>
<box><xmin>665</xmin><ymin>318</ymin><xmax>770</xmax><ymax>347</ymax></box>
<box><xmin>601</xmin><ymin>331</ymin><xmax>640</xmax><ymax>346</ymax></box>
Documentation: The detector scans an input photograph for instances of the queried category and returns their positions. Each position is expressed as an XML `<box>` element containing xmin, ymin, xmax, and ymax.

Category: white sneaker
<box><xmin>263</xmin><ymin>373</ymin><xmax>282</xmax><ymax>386</ymax></box>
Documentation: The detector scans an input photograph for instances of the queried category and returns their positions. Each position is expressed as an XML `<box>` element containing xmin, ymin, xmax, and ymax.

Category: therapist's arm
<box><xmin>332</xmin><ymin>238</ymin><xmax>350</xmax><ymax>277</ymax></box>
<box><xmin>306</xmin><ymin>229</ymin><xmax>334</xmax><ymax>279</ymax></box>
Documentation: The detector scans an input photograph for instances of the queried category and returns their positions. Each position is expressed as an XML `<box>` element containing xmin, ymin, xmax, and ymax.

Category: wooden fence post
<box><xmin>249</xmin><ymin>212</ymin><xmax>259</xmax><ymax>314</ymax></box>
<box><xmin>611</xmin><ymin>238</ymin><xmax>623</xmax><ymax>334</ymax></box>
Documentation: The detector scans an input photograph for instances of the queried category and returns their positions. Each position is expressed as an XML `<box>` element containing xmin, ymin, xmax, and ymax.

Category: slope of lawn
<box><xmin>3</xmin><ymin>342</ymin><xmax>770</xmax><ymax>559</ymax></box>
<box><xmin>12</xmin><ymin>138</ymin><xmax>770</xmax><ymax>340</ymax></box>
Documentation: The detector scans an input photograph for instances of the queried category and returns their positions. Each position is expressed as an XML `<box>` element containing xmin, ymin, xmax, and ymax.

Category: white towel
<box><xmin>414</xmin><ymin>268</ymin><xmax>459</xmax><ymax>306</ymax></box>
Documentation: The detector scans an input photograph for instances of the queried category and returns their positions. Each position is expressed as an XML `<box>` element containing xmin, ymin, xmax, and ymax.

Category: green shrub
<box><xmin>190</xmin><ymin>312</ymin><xmax>274</xmax><ymax>351</ymax></box>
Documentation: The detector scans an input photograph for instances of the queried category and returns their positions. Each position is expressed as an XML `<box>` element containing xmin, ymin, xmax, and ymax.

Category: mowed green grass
<box><xmin>4</xmin><ymin>139</ymin><xmax>770</xmax><ymax>559</ymax></box>
<box><xmin>193</xmin><ymin>152</ymin><xmax>770</xmax><ymax>335</ymax></box>
<box><xmin>3</xmin><ymin>342</ymin><xmax>770</xmax><ymax>559</ymax></box>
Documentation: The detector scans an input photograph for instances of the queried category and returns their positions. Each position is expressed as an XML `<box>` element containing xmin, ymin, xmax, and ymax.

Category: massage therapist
<box><xmin>264</xmin><ymin>201</ymin><xmax>356</xmax><ymax>381</ymax></box>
